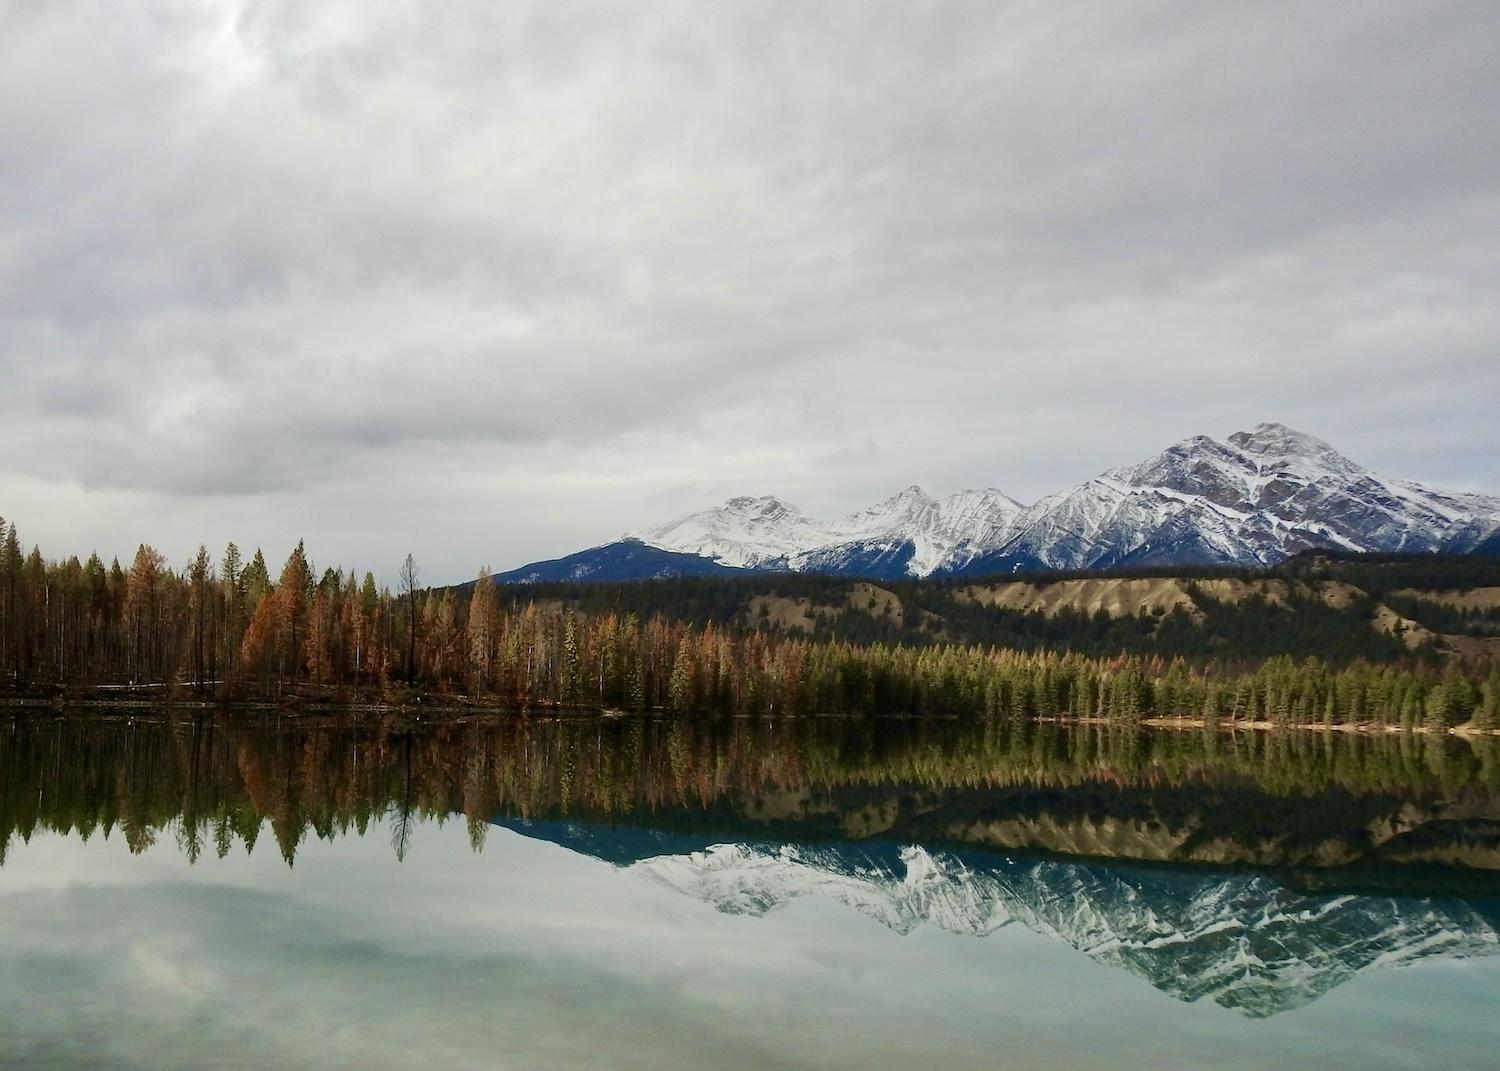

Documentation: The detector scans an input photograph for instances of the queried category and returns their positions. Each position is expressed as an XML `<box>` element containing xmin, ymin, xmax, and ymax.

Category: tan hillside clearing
<box><xmin>1370</xmin><ymin>604</ymin><xmax>1438</xmax><ymax>650</ymax></box>
<box><xmin>953</xmin><ymin>576</ymin><xmax>1365</xmax><ymax>621</ymax></box>
<box><xmin>745</xmin><ymin>576</ymin><xmax>1499</xmax><ymax>659</ymax></box>
<box><xmin>848</xmin><ymin>581</ymin><xmax>903</xmax><ymax>622</ymax></box>
<box><xmin>1369</xmin><ymin>602</ymin><xmax>1498</xmax><ymax>660</ymax></box>
<box><xmin>1394</xmin><ymin>587</ymin><xmax>1500</xmax><ymax>611</ymax></box>
<box><xmin>1308</xmin><ymin>581</ymin><xmax>1366</xmax><ymax>609</ymax></box>
<box><xmin>956</xmin><ymin>578</ymin><xmax>1203</xmax><ymax>619</ymax></box>
<box><xmin>747</xmin><ymin>583</ymin><xmax>917</xmax><ymax>634</ymax></box>
<box><xmin>747</xmin><ymin>594</ymin><xmax>820</xmax><ymax>632</ymax></box>
<box><xmin>846</xmin><ymin>581</ymin><xmax>949</xmax><ymax>631</ymax></box>
<box><xmin>1194</xmin><ymin>578</ymin><xmax>1293</xmax><ymax>607</ymax></box>
<box><xmin>1442</xmin><ymin>634</ymin><xmax>1500</xmax><ymax>662</ymax></box>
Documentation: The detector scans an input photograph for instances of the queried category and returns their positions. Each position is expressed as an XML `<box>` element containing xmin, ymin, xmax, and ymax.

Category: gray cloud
<box><xmin>1</xmin><ymin>0</ymin><xmax>1497</xmax><ymax>580</ymax></box>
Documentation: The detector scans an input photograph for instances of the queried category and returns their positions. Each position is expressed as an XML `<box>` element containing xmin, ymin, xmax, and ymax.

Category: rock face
<box><xmin>502</xmin><ymin>423</ymin><xmax>1500</xmax><ymax>581</ymax></box>
<box><xmin>502</xmin><ymin>819</ymin><xmax>1500</xmax><ymax>1018</ymax></box>
<box><xmin>636</xmin><ymin>485</ymin><xmax>1025</xmax><ymax>579</ymax></box>
<box><xmin>965</xmin><ymin>423</ymin><xmax>1500</xmax><ymax>573</ymax></box>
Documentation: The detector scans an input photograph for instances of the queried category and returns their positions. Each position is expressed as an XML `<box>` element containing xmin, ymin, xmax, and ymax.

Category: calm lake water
<box><xmin>3</xmin><ymin>712</ymin><xmax>1499</xmax><ymax>1070</ymax></box>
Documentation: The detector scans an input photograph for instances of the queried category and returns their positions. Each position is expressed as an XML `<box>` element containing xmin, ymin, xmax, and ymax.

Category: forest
<box><xmin>0</xmin><ymin>515</ymin><xmax>1496</xmax><ymax>730</ymax></box>
<box><xmin>493</xmin><ymin>551</ymin><xmax>1500</xmax><ymax>662</ymax></box>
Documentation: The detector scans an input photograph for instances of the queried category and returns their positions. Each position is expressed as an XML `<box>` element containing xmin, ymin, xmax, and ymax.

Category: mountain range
<box><xmin>494</xmin><ymin>423</ymin><xmax>1500</xmax><ymax>582</ymax></box>
<box><xmin>500</xmin><ymin>819</ymin><xmax>1500</xmax><ymax>1018</ymax></box>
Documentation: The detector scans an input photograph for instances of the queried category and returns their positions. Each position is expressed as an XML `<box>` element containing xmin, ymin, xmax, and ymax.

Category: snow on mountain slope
<box><xmin>637</xmin><ymin>495</ymin><xmax>831</xmax><ymax>569</ymax></box>
<box><xmin>627</xmin><ymin>841</ymin><xmax>1500</xmax><ymax>1018</ymax></box>
<box><xmin>639</xmin><ymin>485</ymin><xmax>1024</xmax><ymax>577</ymax></box>
<box><xmin>934</xmin><ymin>488</ymin><xmax>1030</xmax><ymax>567</ymax></box>
<box><xmin>969</xmin><ymin>422</ymin><xmax>1500</xmax><ymax>572</ymax></box>
<box><xmin>565</xmin><ymin>423</ymin><xmax>1500</xmax><ymax>581</ymax></box>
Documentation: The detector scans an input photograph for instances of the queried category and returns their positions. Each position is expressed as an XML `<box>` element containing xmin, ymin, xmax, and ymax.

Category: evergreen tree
<box><xmin>668</xmin><ymin>629</ymin><xmax>697</xmax><ymax>712</ymax></box>
<box><xmin>276</xmin><ymin>542</ymin><xmax>312</xmax><ymax>682</ymax></box>
<box><xmin>1474</xmin><ymin>670</ymin><xmax>1500</xmax><ymax>732</ymax></box>
<box><xmin>188</xmin><ymin>545</ymin><xmax>213</xmax><ymax>691</ymax></box>
<box><xmin>2</xmin><ymin>522</ymin><xmax>20</xmax><ymax>683</ymax></box>
<box><xmin>243</xmin><ymin>550</ymin><xmax>272</xmax><ymax>600</ymax></box>
<box><xmin>468</xmin><ymin>569</ymin><xmax>497</xmax><ymax>692</ymax></box>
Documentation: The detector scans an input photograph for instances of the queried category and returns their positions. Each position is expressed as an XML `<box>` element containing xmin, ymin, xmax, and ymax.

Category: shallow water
<box><xmin>3</xmin><ymin>712</ymin><xmax>1498</xmax><ymax>1069</ymax></box>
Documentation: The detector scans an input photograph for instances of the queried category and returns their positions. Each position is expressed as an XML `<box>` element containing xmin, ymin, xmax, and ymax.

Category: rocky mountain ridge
<box><xmin>497</xmin><ymin>423</ymin><xmax>1500</xmax><ymax>582</ymax></box>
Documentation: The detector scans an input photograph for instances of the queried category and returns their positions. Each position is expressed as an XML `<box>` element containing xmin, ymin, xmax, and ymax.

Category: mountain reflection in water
<box><xmin>3</xmin><ymin>710</ymin><xmax>1498</xmax><ymax>1017</ymax></box>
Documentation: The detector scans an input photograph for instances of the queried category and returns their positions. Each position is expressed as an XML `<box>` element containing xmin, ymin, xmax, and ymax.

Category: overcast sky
<box><xmin>2</xmin><ymin>1</ymin><xmax>1497</xmax><ymax>582</ymax></box>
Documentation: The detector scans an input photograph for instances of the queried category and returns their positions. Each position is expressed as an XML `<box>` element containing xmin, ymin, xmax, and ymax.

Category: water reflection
<box><xmin>500</xmin><ymin>820</ymin><xmax>1500</xmax><ymax>1017</ymax></box>
<box><xmin>2</xmin><ymin>711</ymin><xmax>1499</xmax><ymax>1020</ymax></box>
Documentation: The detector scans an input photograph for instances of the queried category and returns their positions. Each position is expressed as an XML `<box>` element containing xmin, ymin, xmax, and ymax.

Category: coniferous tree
<box><xmin>2</xmin><ymin>522</ymin><xmax>20</xmax><ymax>683</ymax></box>
<box><xmin>243</xmin><ymin>549</ymin><xmax>272</xmax><ymax>601</ymax></box>
<box><xmin>124</xmin><ymin>545</ymin><xmax>166</xmax><ymax>684</ymax></box>
<box><xmin>220</xmin><ymin>542</ymin><xmax>245</xmax><ymax>687</ymax></box>
<box><xmin>1472</xmin><ymin>670</ymin><xmax>1500</xmax><ymax>731</ymax></box>
<box><xmin>276</xmin><ymin>542</ymin><xmax>312</xmax><ymax>684</ymax></box>
<box><xmin>467</xmin><ymin>569</ymin><xmax>497</xmax><ymax>692</ymax></box>
<box><xmin>188</xmin><ymin>545</ymin><xmax>213</xmax><ymax>692</ymax></box>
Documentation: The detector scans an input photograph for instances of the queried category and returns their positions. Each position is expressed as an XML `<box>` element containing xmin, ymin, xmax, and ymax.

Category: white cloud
<box><xmin>2</xmin><ymin>0</ymin><xmax>1497</xmax><ymax>580</ymax></box>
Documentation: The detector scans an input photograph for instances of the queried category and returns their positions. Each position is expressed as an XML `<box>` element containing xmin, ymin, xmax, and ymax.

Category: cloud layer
<box><xmin>2</xmin><ymin>1</ymin><xmax>1497</xmax><ymax>579</ymax></box>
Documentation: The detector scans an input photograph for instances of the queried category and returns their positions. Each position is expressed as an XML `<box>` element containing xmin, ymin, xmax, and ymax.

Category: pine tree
<box><xmin>468</xmin><ymin>569</ymin><xmax>497</xmax><ymax>693</ymax></box>
<box><xmin>188</xmin><ymin>545</ymin><xmax>213</xmax><ymax>692</ymax></box>
<box><xmin>221</xmin><ymin>543</ymin><xmax>242</xmax><ymax>593</ymax></box>
<box><xmin>562</xmin><ymin>609</ymin><xmax>580</xmax><ymax>703</ymax></box>
<box><xmin>243</xmin><ymin>549</ymin><xmax>271</xmax><ymax>601</ymax></box>
<box><xmin>1473</xmin><ymin>670</ymin><xmax>1500</xmax><ymax>732</ymax></box>
<box><xmin>1424</xmin><ymin>684</ymin><xmax>1452</xmax><ymax>732</ymax></box>
<box><xmin>124</xmin><ymin>544</ymin><xmax>166</xmax><ymax>683</ymax></box>
<box><xmin>276</xmin><ymin>542</ymin><xmax>312</xmax><ymax>683</ymax></box>
<box><xmin>219</xmin><ymin>541</ymin><xmax>246</xmax><ymax>686</ymax></box>
<box><xmin>1202</xmin><ymin>681</ymin><xmax>1222</xmax><ymax>728</ymax></box>
<box><xmin>668</xmin><ymin>630</ymin><xmax>697</xmax><ymax>712</ymax></box>
<box><xmin>2</xmin><ymin>522</ymin><xmax>20</xmax><ymax>683</ymax></box>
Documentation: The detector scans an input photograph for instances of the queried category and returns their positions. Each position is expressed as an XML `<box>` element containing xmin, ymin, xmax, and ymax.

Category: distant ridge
<box><xmin>490</xmin><ymin>539</ymin><xmax>747</xmax><ymax>585</ymax></box>
<box><xmin>495</xmin><ymin>423</ymin><xmax>1500</xmax><ymax>582</ymax></box>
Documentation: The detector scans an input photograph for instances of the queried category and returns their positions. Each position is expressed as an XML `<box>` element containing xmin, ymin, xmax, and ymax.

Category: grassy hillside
<box><xmin>479</xmin><ymin>552</ymin><xmax>1500</xmax><ymax>667</ymax></box>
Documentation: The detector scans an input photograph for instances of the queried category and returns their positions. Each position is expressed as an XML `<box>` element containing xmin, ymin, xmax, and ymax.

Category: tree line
<box><xmin>0</xmin><ymin>520</ymin><xmax>1496</xmax><ymax>729</ymax></box>
<box><xmin>476</xmin><ymin>562</ymin><xmax>1493</xmax><ymax>665</ymax></box>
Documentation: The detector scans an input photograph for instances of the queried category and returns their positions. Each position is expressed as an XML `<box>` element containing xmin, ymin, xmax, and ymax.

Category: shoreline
<box><xmin>4</xmin><ymin>694</ymin><xmax>1497</xmax><ymax>735</ymax></box>
<box><xmin>1043</xmin><ymin>714</ymin><xmax>1500</xmax><ymax>736</ymax></box>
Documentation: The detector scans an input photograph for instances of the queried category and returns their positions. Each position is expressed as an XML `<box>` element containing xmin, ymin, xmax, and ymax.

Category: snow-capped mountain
<box><xmin>501</xmin><ymin>822</ymin><xmax>1500</xmax><ymax>1018</ymax></box>
<box><xmin>966</xmin><ymin>422</ymin><xmax>1500</xmax><ymax>573</ymax></box>
<box><xmin>637</xmin><ymin>485</ymin><xmax>1024</xmax><ymax>579</ymax></box>
<box><xmin>637</xmin><ymin>495</ymin><xmax>832</xmax><ymax>570</ymax></box>
<box><xmin>500</xmin><ymin>423</ymin><xmax>1500</xmax><ymax>581</ymax></box>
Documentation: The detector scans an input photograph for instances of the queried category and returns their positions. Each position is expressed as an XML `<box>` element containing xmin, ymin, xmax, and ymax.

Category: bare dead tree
<box><xmin>399</xmin><ymin>553</ymin><xmax>419</xmax><ymax>683</ymax></box>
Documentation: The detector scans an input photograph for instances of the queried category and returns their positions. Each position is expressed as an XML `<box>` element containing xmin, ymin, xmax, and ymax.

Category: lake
<box><xmin>2</xmin><ymin>712</ymin><xmax>1498</xmax><ymax>1069</ymax></box>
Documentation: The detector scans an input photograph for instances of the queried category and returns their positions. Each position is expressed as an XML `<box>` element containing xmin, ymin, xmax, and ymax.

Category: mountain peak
<box><xmin>888</xmin><ymin>484</ymin><xmax>933</xmax><ymax>502</ymax></box>
<box><xmin>838</xmin><ymin>485</ymin><xmax>937</xmax><ymax>526</ymax></box>
<box><xmin>596</xmin><ymin>424</ymin><xmax>1500</xmax><ymax>579</ymax></box>
<box><xmin>947</xmin><ymin>487</ymin><xmax>1024</xmax><ymax>508</ymax></box>
<box><xmin>1227</xmin><ymin>422</ymin><xmax>1347</xmax><ymax>465</ymax></box>
<box><xmin>723</xmin><ymin>494</ymin><xmax>800</xmax><ymax>514</ymax></box>
<box><xmin>636</xmin><ymin>493</ymin><xmax>827</xmax><ymax>569</ymax></box>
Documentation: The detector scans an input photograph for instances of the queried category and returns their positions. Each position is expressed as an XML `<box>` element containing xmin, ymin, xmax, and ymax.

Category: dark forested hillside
<box><xmin>477</xmin><ymin>553</ymin><xmax>1500</xmax><ymax>668</ymax></box>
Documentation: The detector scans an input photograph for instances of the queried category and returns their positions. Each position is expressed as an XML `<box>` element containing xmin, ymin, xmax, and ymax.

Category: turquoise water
<box><xmin>2</xmin><ymin>713</ymin><xmax>1498</xmax><ymax>1069</ymax></box>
